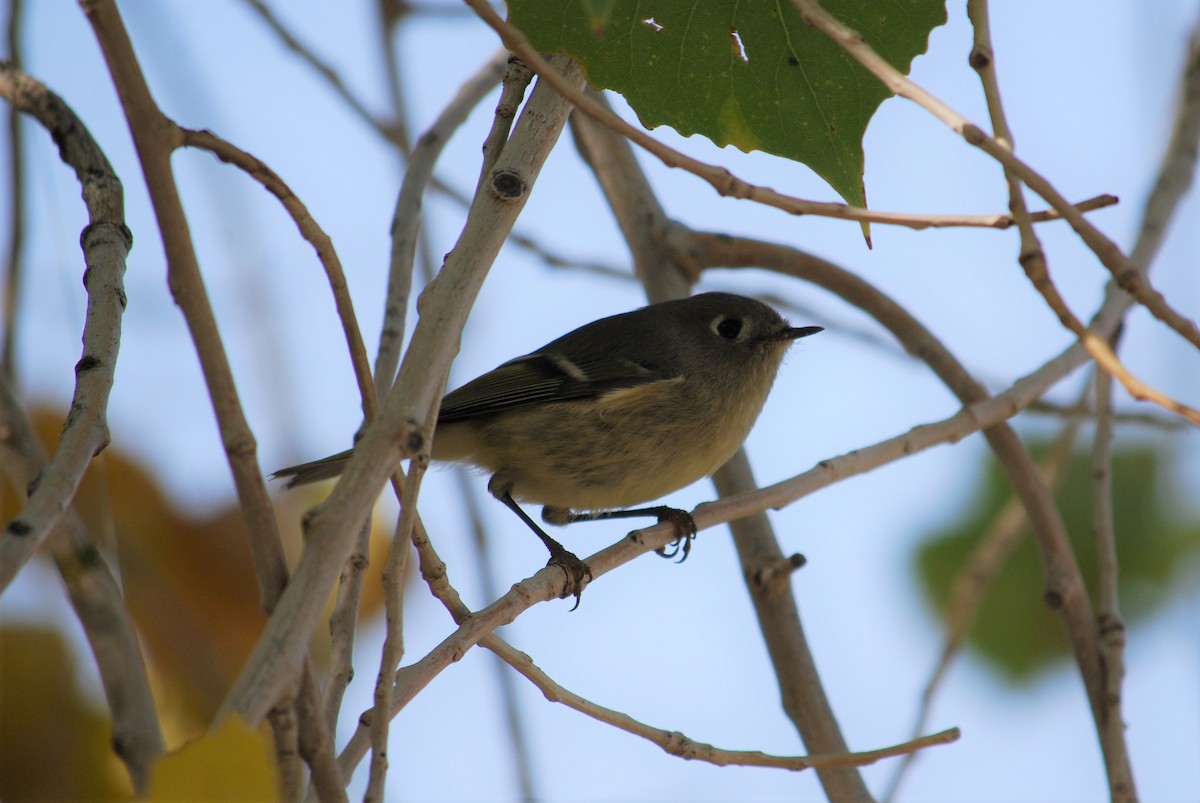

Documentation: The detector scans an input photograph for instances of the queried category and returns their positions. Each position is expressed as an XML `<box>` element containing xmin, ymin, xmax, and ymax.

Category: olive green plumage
<box><xmin>276</xmin><ymin>292</ymin><xmax>820</xmax><ymax>515</ymax></box>
<box><xmin>274</xmin><ymin>292</ymin><xmax>820</xmax><ymax>601</ymax></box>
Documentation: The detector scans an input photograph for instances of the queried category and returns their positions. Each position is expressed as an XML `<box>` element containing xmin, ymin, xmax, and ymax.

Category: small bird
<box><xmin>274</xmin><ymin>292</ymin><xmax>821</xmax><ymax>605</ymax></box>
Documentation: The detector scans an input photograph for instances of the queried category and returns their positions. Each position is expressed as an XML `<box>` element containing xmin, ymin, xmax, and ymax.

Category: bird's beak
<box><xmin>782</xmin><ymin>325</ymin><xmax>823</xmax><ymax>341</ymax></box>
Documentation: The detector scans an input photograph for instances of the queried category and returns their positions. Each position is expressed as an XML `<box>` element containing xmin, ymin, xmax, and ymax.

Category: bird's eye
<box><xmin>715</xmin><ymin>317</ymin><xmax>743</xmax><ymax>340</ymax></box>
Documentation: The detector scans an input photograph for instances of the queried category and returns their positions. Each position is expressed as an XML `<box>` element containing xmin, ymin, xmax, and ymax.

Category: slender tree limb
<box><xmin>1131</xmin><ymin>20</ymin><xmax>1200</xmax><ymax>273</ymax></box>
<box><xmin>1092</xmin><ymin>355</ymin><xmax>1132</xmax><ymax>802</ymax></box>
<box><xmin>791</xmin><ymin>0</ymin><xmax>1200</xmax><ymax>377</ymax></box>
<box><xmin>1</xmin><ymin>0</ymin><xmax>26</xmax><ymax>377</ymax></box>
<box><xmin>571</xmin><ymin>105</ymin><xmax>872</xmax><ymax>801</ymax></box>
<box><xmin>365</xmin><ymin>459</ymin><xmax>422</xmax><ymax>802</ymax></box>
<box><xmin>455</xmin><ymin>472</ymin><xmax>540</xmax><ymax>800</ymax></box>
<box><xmin>179</xmin><ymin>127</ymin><xmax>379</xmax><ymax>429</ymax></box>
<box><xmin>320</xmin><ymin>520</ymin><xmax>370</xmax><ymax>733</ymax></box>
<box><xmin>80</xmin><ymin>3</ymin><xmax>350</xmax><ymax>789</ymax></box>
<box><xmin>376</xmin><ymin>50</ymin><xmax>507</xmax><ymax>397</ymax></box>
<box><xmin>1024</xmin><ymin>399</ymin><xmax>1189</xmax><ymax>431</ymax></box>
<box><xmin>0</xmin><ymin>378</ymin><xmax>164</xmax><ymax>794</ymax></box>
<box><xmin>220</xmin><ymin>56</ymin><xmax>586</xmax><ymax>726</ymax></box>
<box><xmin>490</xmin><ymin>638</ymin><xmax>959</xmax><ymax>772</ymax></box>
<box><xmin>474</xmin><ymin>55</ymin><xmax>533</xmax><ymax>200</ymax></box>
<box><xmin>0</xmin><ymin>62</ymin><xmax>129</xmax><ymax>591</ymax></box>
<box><xmin>294</xmin><ymin>664</ymin><xmax>350</xmax><ymax>803</ymax></box>
<box><xmin>884</xmin><ymin>388</ymin><xmax>1089</xmax><ymax>803</ymax></box>
<box><xmin>373</xmin><ymin>0</ymin><xmax>413</xmax><ymax>154</ymax></box>
<box><xmin>313</xmin><ymin>48</ymin><xmax>508</xmax><ymax>769</ymax></box>
<box><xmin>267</xmin><ymin>692</ymin><xmax>303</xmax><ymax>801</ymax></box>
<box><xmin>337</xmin><ymin>474</ymin><xmax>958</xmax><ymax>782</ymax></box>
<box><xmin>570</xmin><ymin>90</ymin><xmax>692</xmax><ymax>301</ymax></box>
<box><xmin>240</xmin><ymin>0</ymin><xmax>407</xmax><ymax>148</ymax></box>
<box><xmin>965</xmin><ymin>2</ymin><xmax>1138</xmax><ymax>794</ymax></box>
<box><xmin>82</xmin><ymin>0</ymin><xmax>289</xmax><ymax>619</ymax></box>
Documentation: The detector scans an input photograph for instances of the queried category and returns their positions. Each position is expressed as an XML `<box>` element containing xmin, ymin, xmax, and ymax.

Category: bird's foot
<box><xmin>546</xmin><ymin>543</ymin><xmax>593</xmax><ymax>610</ymax></box>
<box><xmin>652</xmin><ymin>507</ymin><xmax>699</xmax><ymax>563</ymax></box>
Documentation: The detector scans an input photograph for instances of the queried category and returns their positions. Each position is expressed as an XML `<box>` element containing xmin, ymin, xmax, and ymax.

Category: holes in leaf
<box><xmin>730</xmin><ymin>29</ymin><xmax>749</xmax><ymax>63</ymax></box>
<box><xmin>642</xmin><ymin>17</ymin><xmax>664</xmax><ymax>33</ymax></box>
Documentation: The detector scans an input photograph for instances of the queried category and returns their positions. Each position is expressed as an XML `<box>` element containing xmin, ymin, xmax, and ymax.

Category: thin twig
<box><xmin>474</xmin><ymin>55</ymin><xmax>533</xmax><ymax>200</ymax></box>
<box><xmin>321</xmin><ymin>521</ymin><xmax>370</xmax><ymax>732</ymax></box>
<box><xmin>364</xmin><ymin>460</ymin><xmax>422</xmax><ymax>802</ymax></box>
<box><xmin>294</xmin><ymin>663</ymin><xmax>350</xmax><ymax>803</ymax></box>
<box><xmin>494</xmin><ymin>637</ymin><xmax>958</xmax><ymax>771</ymax></box>
<box><xmin>1130</xmin><ymin>21</ymin><xmax>1200</xmax><ymax>272</ymax></box>
<box><xmin>1</xmin><ymin>0</ymin><xmax>26</xmax><ymax>378</ymax></box>
<box><xmin>1023</xmin><ymin>399</ymin><xmax>1189</xmax><ymax>431</ymax></box>
<box><xmin>884</xmin><ymin>386</ymin><xmax>1090</xmax><ymax>803</ymax></box>
<box><xmin>571</xmin><ymin>106</ymin><xmax>871</xmax><ymax>800</ymax></box>
<box><xmin>0</xmin><ymin>62</ymin><xmax>129</xmax><ymax>590</ymax></box>
<box><xmin>180</xmin><ymin>127</ymin><xmax>379</xmax><ymax>428</ymax></box>
<box><xmin>376</xmin><ymin>50</ymin><xmax>507</xmax><ymax>397</ymax></box>
<box><xmin>1093</xmin><ymin>354</ymin><xmax>1132</xmax><ymax>802</ymax></box>
<box><xmin>240</xmin><ymin>0</ymin><xmax>406</xmax><ymax>147</ymax></box>
<box><xmin>339</xmin><ymin>483</ymin><xmax>959</xmax><ymax>781</ymax></box>
<box><xmin>570</xmin><ymin>91</ymin><xmax>691</xmax><ymax>300</ymax></box>
<box><xmin>790</xmin><ymin>0</ymin><xmax>1200</xmax><ymax>407</ymax></box>
<box><xmin>373</xmin><ymin>0</ymin><xmax>413</xmax><ymax>154</ymax></box>
<box><xmin>267</xmin><ymin>693</ymin><xmax>302</xmax><ymax>801</ymax></box>
<box><xmin>81</xmin><ymin>3</ymin><xmax>348</xmax><ymax>790</ymax></box>
<box><xmin>0</xmin><ymin>377</ymin><xmax>165</xmax><ymax>793</ymax></box>
<box><xmin>83</xmin><ymin>0</ymin><xmax>289</xmax><ymax>615</ymax></box>
<box><xmin>220</xmin><ymin>56</ymin><xmax>586</xmax><ymax>726</ymax></box>
<box><xmin>965</xmin><ymin>2</ymin><xmax>1136</xmax><ymax>780</ymax></box>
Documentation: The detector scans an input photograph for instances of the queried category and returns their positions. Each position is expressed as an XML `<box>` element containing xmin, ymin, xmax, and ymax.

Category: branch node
<box><xmin>968</xmin><ymin>44</ymin><xmax>993</xmax><ymax>70</ymax></box>
<box><xmin>490</xmin><ymin>169</ymin><xmax>528</xmax><ymax>200</ymax></box>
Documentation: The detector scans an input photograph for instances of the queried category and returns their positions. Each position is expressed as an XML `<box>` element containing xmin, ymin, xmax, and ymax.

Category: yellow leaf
<box><xmin>149</xmin><ymin>719</ymin><xmax>277</xmax><ymax>802</ymax></box>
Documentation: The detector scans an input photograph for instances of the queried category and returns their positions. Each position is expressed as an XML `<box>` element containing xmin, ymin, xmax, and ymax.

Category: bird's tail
<box><xmin>271</xmin><ymin>448</ymin><xmax>354</xmax><ymax>488</ymax></box>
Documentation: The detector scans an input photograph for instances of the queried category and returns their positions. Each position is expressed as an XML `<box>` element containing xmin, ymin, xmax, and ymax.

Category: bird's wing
<box><xmin>437</xmin><ymin>351</ymin><xmax>673</xmax><ymax>423</ymax></box>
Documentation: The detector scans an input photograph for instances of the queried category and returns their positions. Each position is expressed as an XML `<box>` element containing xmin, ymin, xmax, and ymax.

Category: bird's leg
<box><xmin>493</xmin><ymin>489</ymin><xmax>592</xmax><ymax>608</ymax></box>
<box><xmin>547</xmin><ymin>505</ymin><xmax>698</xmax><ymax>563</ymax></box>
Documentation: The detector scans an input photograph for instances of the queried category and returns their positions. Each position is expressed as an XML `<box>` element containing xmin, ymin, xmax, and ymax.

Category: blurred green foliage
<box><xmin>914</xmin><ymin>439</ymin><xmax>1200</xmax><ymax>680</ymax></box>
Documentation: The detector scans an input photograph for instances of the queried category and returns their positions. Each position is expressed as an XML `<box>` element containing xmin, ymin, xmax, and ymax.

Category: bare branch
<box><xmin>966</xmin><ymin>3</ymin><xmax>1138</xmax><ymax>785</ymax></box>
<box><xmin>572</xmin><ymin>106</ymin><xmax>871</xmax><ymax>801</ymax></box>
<box><xmin>376</xmin><ymin>50</ymin><xmax>508</xmax><ymax>397</ymax></box>
<box><xmin>790</xmin><ymin>0</ymin><xmax>1200</xmax><ymax>369</ymax></box>
<box><xmin>239</xmin><ymin>0</ymin><xmax>407</xmax><ymax>148</ymax></box>
<box><xmin>81</xmin><ymin>3</ymin><xmax>350</xmax><ymax>789</ymax></box>
<box><xmin>82</xmin><ymin>0</ymin><xmax>289</xmax><ymax>615</ymax></box>
<box><xmin>365</xmin><ymin>460</ymin><xmax>422</xmax><ymax>802</ymax></box>
<box><xmin>0</xmin><ymin>378</ymin><xmax>164</xmax><ymax>793</ymax></box>
<box><xmin>1092</xmin><ymin>355</ymin><xmax>1132</xmax><ymax>802</ymax></box>
<box><xmin>180</xmin><ymin>127</ymin><xmax>379</xmax><ymax>429</ymax></box>
<box><xmin>885</xmin><ymin>388</ymin><xmax>1089</xmax><ymax>802</ymax></box>
<box><xmin>463</xmin><ymin>636</ymin><xmax>959</xmax><ymax>772</ymax></box>
<box><xmin>220</xmin><ymin>56</ymin><xmax>586</xmax><ymax>726</ymax></box>
<box><xmin>0</xmin><ymin>62</ymin><xmax>129</xmax><ymax>591</ymax></box>
<box><xmin>1</xmin><ymin>0</ymin><xmax>27</xmax><ymax>377</ymax></box>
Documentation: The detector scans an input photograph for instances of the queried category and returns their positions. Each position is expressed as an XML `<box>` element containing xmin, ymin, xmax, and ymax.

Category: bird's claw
<box><xmin>653</xmin><ymin>508</ymin><xmax>699</xmax><ymax>563</ymax></box>
<box><xmin>547</xmin><ymin>547</ymin><xmax>593</xmax><ymax>610</ymax></box>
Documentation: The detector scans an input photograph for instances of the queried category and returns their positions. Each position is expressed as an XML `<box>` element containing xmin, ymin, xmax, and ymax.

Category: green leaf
<box><xmin>914</xmin><ymin>442</ymin><xmax>1200</xmax><ymax>681</ymax></box>
<box><xmin>507</xmin><ymin>0</ymin><xmax>947</xmax><ymax>209</ymax></box>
